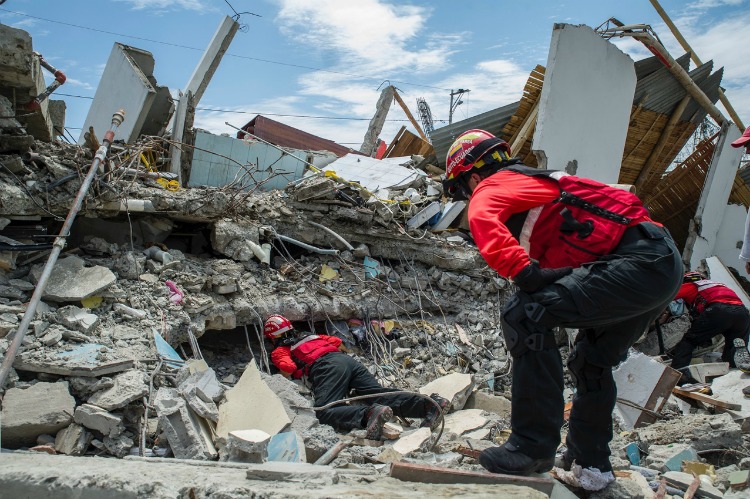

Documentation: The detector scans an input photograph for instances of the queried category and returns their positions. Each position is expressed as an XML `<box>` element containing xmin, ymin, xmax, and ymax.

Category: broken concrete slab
<box><xmin>54</xmin><ymin>423</ymin><xmax>92</xmax><ymax>456</ymax></box>
<box><xmin>30</xmin><ymin>256</ymin><xmax>116</xmax><ymax>302</ymax></box>
<box><xmin>442</xmin><ymin>409</ymin><xmax>487</xmax><ymax>436</ymax></box>
<box><xmin>709</xmin><ymin>370</ymin><xmax>750</xmax><ymax>420</ymax></box>
<box><xmin>392</xmin><ymin>427</ymin><xmax>432</xmax><ymax>456</ymax></box>
<box><xmin>0</xmin><ymin>381</ymin><xmax>75</xmax><ymax>447</ymax></box>
<box><xmin>419</xmin><ymin>373</ymin><xmax>474</xmax><ymax>411</ymax></box>
<box><xmin>154</xmin><ymin>387</ymin><xmax>218</xmax><ymax>460</ymax></box>
<box><xmin>216</xmin><ymin>360</ymin><xmax>291</xmax><ymax>441</ymax></box>
<box><xmin>220</xmin><ymin>429</ymin><xmax>270</xmax><ymax>463</ymax></box>
<box><xmin>57</xmin><ymin>305</ymin><xmax>99</xmax><ymax>334</ymax></box>
<box><xmin>613</xmin><ymin>350</ymin><xmax>680</xmax><ymax>429</ymax></box>
<box><xmin>73</xmin><ymin>404</ymin><xmax>124</xmax><ymax>437</ymax></box>
<box><xmin>13</xmin><ymin>343</ymin><xmax>135</xmax><ymax>377</ymax></box>
<box><xmin>687</xmin><ymin>362</ymin><xmax>730</xmax><ymax>384</ymax></box>
<box><xmin>463</xmin><ymin>391</ymin><xmax>511</xmax><ymax>418</ymax></box>
<box><xmin>87</xmin><ymin>370</ymin><xmax>148</xmax><ymax>411</ymax></box>
<box><xmin>389</xmin><ymin>461</ymin><xmax>554</xmax><ymax>495</ymax></box>
<box><xmin>261</xmin><ymin>372</ymin><xmax>318</xmax><ymax>436</ymax></box>
<box><xmin>664</xmin><ymin>471</ymin><xmax>723</xmax><ymax>499</ymax></box>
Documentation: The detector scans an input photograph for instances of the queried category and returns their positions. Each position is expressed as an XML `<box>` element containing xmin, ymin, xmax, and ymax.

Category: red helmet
<box><xmin>445</xmin><ymin>129</ymin><xmax>511</xmax><ymax>181</ymax></box>
<box><xmin>683</xmin><ymin>271</ymin><xmax>704</xmax><ymax>283</ymax></box>
<box><xmin>264</xmin><ymin>314</ymin><xmax>293</xmax><ymax>339</ymax></box>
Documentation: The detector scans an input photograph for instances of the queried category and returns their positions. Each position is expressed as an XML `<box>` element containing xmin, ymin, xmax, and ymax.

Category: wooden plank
<box><xmin>389</xmin><ymin>461</ymin><xmax>555</xmax><ymax>495</ymax></box>
<box><xmin>672</xmin><ymin>386</ymin><xmax>742</xmax><ymax>410</ymax></box>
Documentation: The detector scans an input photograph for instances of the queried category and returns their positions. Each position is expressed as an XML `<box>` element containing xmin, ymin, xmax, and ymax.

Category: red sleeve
<box><xmin>270</xmin><ymin>346</ymin><xmax>297</xmax><ymax>374</ymax></box>
<box><xmin>468</xmin><ymin>171</ymin><xmax>560</xmax><ymax>278</ymax></box>
<box><xmin>322</xmin><ymin>335</ymin><xmax>343</xmax><ymax>348</ymax></box>
<box><xmin>674</xmin><ymin>283</ymin><xmax>698</xmax><ymax>305</ymax></box>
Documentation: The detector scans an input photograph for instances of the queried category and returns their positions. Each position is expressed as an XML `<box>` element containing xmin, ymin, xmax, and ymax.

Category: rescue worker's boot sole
<box><xmin>479</xmin><ymin>443</ymin><xmax>554</xmax><ymax>475</ymax></box>
<box><xmin>365</xmin><ymin>405</ymin><xmax>393</xmax><ymax>440</ymax></box>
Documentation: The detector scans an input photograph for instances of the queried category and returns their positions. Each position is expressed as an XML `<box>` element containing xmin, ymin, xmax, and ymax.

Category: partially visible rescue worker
<box><xmin>669</xmin><ymin>271</ymin><xmax>750</xmax><ymax>379</ymax></box>
<box><xmin>443</xmin><ymin>129</ymin><xmax>683</xmax><ymax>490</ymax></box>
<box><xmin>264</xmin><ymin>315</ymin><xmax>449</xmax><ymax>440</ymax></box>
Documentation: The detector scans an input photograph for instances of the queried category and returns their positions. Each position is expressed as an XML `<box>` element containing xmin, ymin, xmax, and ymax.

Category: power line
<box><xmin>0</xmin><ymin>7</ymin><xmax>451</xmax><ymax>92</ymax></box>
<box><xmin>55</xmin><ymin>92</ymin><xmax>449</xmax><ymax>123</ymax></box>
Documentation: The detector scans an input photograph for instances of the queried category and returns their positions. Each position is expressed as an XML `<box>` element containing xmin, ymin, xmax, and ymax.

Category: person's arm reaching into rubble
<box><xmin>741</xmin><ymin>210</ymin><xmax>750</xmax><ymax>275</ymax></box>
<box><xmin>270</xmin><ymin>346</ymin><xmax>303</xmax><ymax>379</ymax></box>
<box><xmin>468</xmin><ymin>171</ymin><xmax>560</xmax><ymax>279</ymax></box>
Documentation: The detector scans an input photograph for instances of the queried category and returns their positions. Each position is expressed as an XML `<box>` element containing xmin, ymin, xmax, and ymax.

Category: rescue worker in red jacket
<box><xmin>443</xmin><ymin>130</ymin><xmax>682</xmax><ymax>489</ymax></box>
<box><xmin>669</xmin><ymin>271</ymin><xmax>750</xmax><ymax>378</ymax></box>
<box><xmin>264</xmin><ymin>315</ymin><xmax>449</xmax><ymax>440</ymax></box>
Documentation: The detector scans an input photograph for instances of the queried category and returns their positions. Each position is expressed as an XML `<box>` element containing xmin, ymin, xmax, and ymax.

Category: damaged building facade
<box><xmin>1</xmin><ymin>12</ymin><xmax>750</xmax><ymax>499</ymax></box>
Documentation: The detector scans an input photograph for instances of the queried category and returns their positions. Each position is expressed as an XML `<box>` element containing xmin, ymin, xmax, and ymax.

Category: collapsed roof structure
<box><xmin>1</xmin><ymin>10</ymin><xmax>750</xmax><ymax>499</ymax></box>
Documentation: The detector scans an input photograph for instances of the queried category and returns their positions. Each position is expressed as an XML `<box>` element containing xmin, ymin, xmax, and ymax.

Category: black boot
<box><xmin>479</xmin><ymin>442</ymin><xmax>554</xmax><ymax>475</ymax></box>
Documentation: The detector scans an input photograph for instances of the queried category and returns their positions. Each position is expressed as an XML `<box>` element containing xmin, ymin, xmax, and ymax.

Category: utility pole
<box><xmin>449</xmin><ymin>89</ymin><xmax>469</xmax><ymax>125</ymax></box>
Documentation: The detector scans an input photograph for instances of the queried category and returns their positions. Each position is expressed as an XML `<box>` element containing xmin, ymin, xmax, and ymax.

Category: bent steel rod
<box><xmin>0</xmin><ymin>110</ymin><xmax>126</xmax><ymax>393</ymax></box>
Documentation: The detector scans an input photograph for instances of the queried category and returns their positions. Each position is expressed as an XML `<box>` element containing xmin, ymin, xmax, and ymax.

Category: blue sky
<box><xmin>1</xmin><ymin>0</ymin><xmax>748</xmax><ymax>148</ymax></box>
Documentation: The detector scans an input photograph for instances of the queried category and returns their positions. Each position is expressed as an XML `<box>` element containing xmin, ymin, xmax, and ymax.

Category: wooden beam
<box><xmin>392</xmin><ymin>88</ymin><xmax>428</xmax><ymax>142</ymax></box>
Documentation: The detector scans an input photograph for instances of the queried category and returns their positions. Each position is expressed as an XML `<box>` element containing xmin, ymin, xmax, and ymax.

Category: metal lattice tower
<box><xmin>416</xmin><ymin>97</ymin><xmax>434</xmax><ymax>139</ymax></box>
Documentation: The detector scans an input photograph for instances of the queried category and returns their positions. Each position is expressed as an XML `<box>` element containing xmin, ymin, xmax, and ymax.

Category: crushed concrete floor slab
<box><xmin>0</xmin><ymin>452</ymin><xmax>546</xmax><ymax>498</ymax></box>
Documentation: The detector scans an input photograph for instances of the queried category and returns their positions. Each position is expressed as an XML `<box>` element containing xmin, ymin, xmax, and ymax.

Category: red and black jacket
<box><xmin>674</xmin><ymin>280</ymin><xmax>743</xmax><ymax>317</ymax></box>
<box><xmin>270</xmin><ymin>334</ymin><xmax>342</xmax><ymax>379</ymax></box>
<box><xmin>469</xmin><ymin>166</ymin><xmax>656</xmax><ymax>279</ymax></box>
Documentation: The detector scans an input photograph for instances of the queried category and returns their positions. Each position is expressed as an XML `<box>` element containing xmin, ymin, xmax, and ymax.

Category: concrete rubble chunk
<box><xmin>220</xmin><ymin>429</ymin><xmax>271</xmax><ymax>463</ymax></box>
<box><xmin>442</xmin><ymin>409</ymin><xmax>487</xmax><ymax>436</ymax></box>
<box><xmin>30</xmin><ymin>256</ymin><xmax>116</xmax><ymax>302</ymax></box>
<box><xmin>464</xmin><ymin>391</ymin><xmax>511</xmax><ymax>418</ymax></box>
<box><xmin>54</xmin><ymin>424</ymin><xmax>92</xmax><ymax>456</ymax></box>
<box><xmin>87</xmin><ymin>370</ymin><xmax>148</xmax><ymax>411</ymax></box>
<box><xmin>73</xmin><ymin>404</ymin><xmax>124</xmax><ymax>437</ymax></box>
<box><xmin>419</xmin><ymin>373</ymin><xmax>474</xmax><ymax>411</ymax></box>
<box><xmin>635</xmin><ymin>412</ymin><xmax>741</xmax><ymax>452</ymax></box>
<box><xmin>57</xmin><ymin>305</ymin><xmax>100</xmax><ymax>334</ymax></box>
<box><xmin>392</xmin><ymin>427</ymin><xmax>432</xmax><ymax>456</ymax></box>
<box><xmin>216</xmin><ymin>361</ymin><xmax>291</xmax><ymax>441</ymax></box>
<box><xmin>663</xmin><ymin>471</ymin><xmax>723</xmax><ymax>499</ymax></box>
<box><xmin>103</xmin><ymin>433</ymin><xmax>134</xmax><ymax>458</ymax></box>
<box><xmin>0</xmin><ymin>381</ymin><xmax>75</xmax><ymax>447</ymax></box>
<box><xmin>261</xmin><ymin>373</ymin><xmax>318</xmax><ymax>435</ymax></box>
<box><xmin>178</xmin><ymin>364</ymin><xmax>224</xmax><ymax>402</ymax></box>
<box><xmin>154</xmin><ymin>387</ymin><xmax>217</xmax><ymax>460</ymax></box>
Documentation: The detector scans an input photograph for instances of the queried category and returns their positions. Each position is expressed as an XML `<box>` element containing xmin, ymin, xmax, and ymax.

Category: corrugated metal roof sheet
<box><xmin>238</xmin><ymin>115</ymin><xmax>354</xmax><ymax>157</ymax></box>
<box><xmin>431</xmin><ymin>102</ymin><xmax>520</xmax><ymax>167</ymax></box>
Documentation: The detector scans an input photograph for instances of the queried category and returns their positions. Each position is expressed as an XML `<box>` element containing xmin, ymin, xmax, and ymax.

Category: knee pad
<box><xmin>567</xmin><ymin>343</ymin><xmax>610</xmax><ymax>394</ymax></box>
<box><xmin>501</xmin><ymin>292</ymin><xmax>556</xmax><ymax>358</ymax></box>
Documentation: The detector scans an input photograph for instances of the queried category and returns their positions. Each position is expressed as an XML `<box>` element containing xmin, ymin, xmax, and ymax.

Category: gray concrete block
<box><xmin>30</xmin><ymin>256</ymin><xmax>116</xmax><ymax>303</ymax></box>
<box><xmin>0</xmin><ymin>381</ymin><xmax>75</xmax><ymax>448</ymax></box>
<box><xmin>87</xmin><ymin>370</ymin><xmax>148</xmax><ymax>411</ymax></box>
<box><xmin>220</xmin><ymin>429</ymin><xmax>270</xmax><ymax>463</ymax></box>
<box><xmin>154</xmin><ymin>387</ymin><xmax>217</xmax><ymax>460</ymax></box>
<box><xmin>74</xmin><ymin>404</ymin><xmax>124</xmax><ymax>437</ymax></box>
<box><xmin>54</xmin><ymin>424</ymin><xmax>92</xmax><ymax>456</ymax></box>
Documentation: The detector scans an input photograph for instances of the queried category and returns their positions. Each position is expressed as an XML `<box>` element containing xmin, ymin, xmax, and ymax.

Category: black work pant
<box><xmin>506</xmin><ymin>223</ymin><xmax>682</xmax><ymax>471</ymax></box>
<box><xmin>671</xmin><ymin>303</ymin><xmax>750</xmax><ymax>371</ymax></box>
<box><xmin>308</xmin><ymin>352</ymin><xmax>428</xmax><ymax>431</ymax></box>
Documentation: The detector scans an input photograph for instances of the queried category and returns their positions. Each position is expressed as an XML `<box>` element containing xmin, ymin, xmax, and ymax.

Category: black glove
<box><xmin>512</xmin><ymin>262</ymin><xmax>573</xmax><ymax>293</ymax></box>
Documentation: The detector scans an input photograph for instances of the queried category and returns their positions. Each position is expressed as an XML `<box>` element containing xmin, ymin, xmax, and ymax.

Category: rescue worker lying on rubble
<box><xmin>662</xmin><ymin>271</ymin><xmax>750</xmax><ymax>384</ymax></box>
<box><xmin>263</xmin><ymin>314</ymin><xmax>449</xmax><ymax>440</ymax></box>
<box><xmin>443</xmin><ymin>129</ymin><xmax>682</xmax><ymax>491</ymax></box>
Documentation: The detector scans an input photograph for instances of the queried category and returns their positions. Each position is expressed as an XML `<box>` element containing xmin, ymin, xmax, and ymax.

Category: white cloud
<box><xmin>65</xmin><ymin>77</ymin><xmax>94</xmax><ymax>91</ymax></box>
<box><xmin>115</xmin><ymin>0</ymin><xmax>209</xmax><ymax>11</ymax></box>
<box><xmin>686</xmin><ymin>0</ymin><xmax>744</xmax><ymax>9</ymax></box>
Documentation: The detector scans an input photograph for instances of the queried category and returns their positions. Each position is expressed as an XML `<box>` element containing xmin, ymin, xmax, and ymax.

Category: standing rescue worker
<box><xmin>443</xmin><ymin>129</ymin><xmax>682</xmax><ymax>490</ymax></box>
<box><xmin>669</xmin><ymin>271</ymin><xmax>750</xmax><ymax>379</ymax></box>
<box><xmin>264</xmin><ymin>315</ymin><xmax>449</xmax><ymax>440</ymax></box>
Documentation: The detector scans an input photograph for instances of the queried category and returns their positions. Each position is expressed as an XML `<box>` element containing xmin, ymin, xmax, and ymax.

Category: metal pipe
<box><xmin>307</xmin><ymin>221</ymin><xmax>354</xmax><ymax>251</ymax></box>
<box><xmin>648</xmin><ymin>0</ymin><xmax>744</xmax><ymax>131</ymax></box>
<box><xmin>26</xmin><ymin>52</ymin><xmax>66</xmax><ymax>111</ymax></box>
<box><xmin>275</xmin><ymin>233</ymin><xmax>340</xmax><ymax>256</ymax></box>
<box><xmin>0</xmin><ymin>109</ymin><xmax>125</xmax><ymax>392</ymax></box>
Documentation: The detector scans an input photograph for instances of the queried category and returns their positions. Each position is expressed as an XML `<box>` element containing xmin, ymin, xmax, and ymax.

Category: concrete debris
<box><xmin>463</xmin><ymin>391</ymin><xmax>511</xmax><ymax>418</ymax></box>
<box><xmin>153</xmin><ymin>387</ymin><xmax>217</xmax><ymax>460</ymax></box>
<box><xmin>441</xmin><ymin>409</ymin><xmax>487</xmax><ymax>437</ymax></box>
<box><xmin>0</xmin><ymin>381</ymin><xmax>76</xmax><ymax>447</ymax></box>
<box><xmin>30</xmin><ymin>256</ymin><xmax>116</xmax><ymax>302</ymax></box>
<box><xmin>392</xmin><ymin>427</ymin><xmax>432</xmax><ymax>457</ymax></box>
<box><xmin>73</xmin><ymin>403</ymin><xmax>124</xmax><ymax>438</ymax></box>
<box><xmin>216</xmin><ymin>361</ymin><xmax>291</xmax><ymax>441</ymax></box>
<box><xmin>87</xmin><ymin>370</ymin><xmax>149</xmax><ymax>411</ymax></box>
<box><xmin>220</xmin><ymin>429</ymin><xmax>271</xmax><ymax>463</ymax></box>
<box><xmin>634</xmin><ymin>412</ymin><xmax>742</xmax><ymax>451</ymax></box>
<box><xmin>418</xmin><ymin>373</ymin><xmax>474</xmax><ymax>411</ymax></box>
<box><xmin>54</xmin><ymin>423</ymin><xmax>92</xmax><ymax>456</ymax></box>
